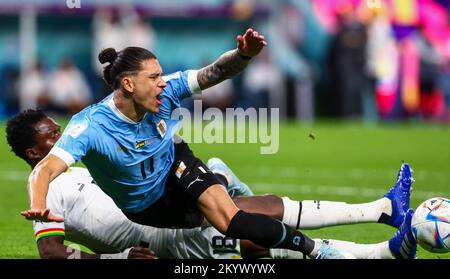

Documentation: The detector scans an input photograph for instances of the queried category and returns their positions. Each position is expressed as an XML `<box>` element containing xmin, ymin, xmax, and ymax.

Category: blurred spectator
<box><xmin>19</xmin><ymin>61</ymin><xmax>47</xmax><ymax>111</ymax></box>
<box><xmin>45</xmin><ymin>59</ymin><xmax>93</xmax><ymax>114</ymax></box>
<box><xmin>365</xmin><ymin>8</ymin><xmax>395</xmax><ymax>121</ymax></box>
<box><xmin>92</xmin><ymin>8</ymin><xmax>125</xmax><ymax>98</ymax></box>
<box><xmin>268</xmin><ymin>1</ymin><xmax>315</xmax><ymax>121</ymax></box>
<box><xmin>1</xmin><ymin>66</ymin><xmax>20</xmax><ymax>117</ymax></box>
<box><xmin>363</xmin><ymin>5</ymin><xmax>401</xmax><ymax>120</ymax></box>
<box><xmin>92</xmin><ymin>8</ymin><xmax>125</xmax><ymax>76</ymax></box>
<box><xmin>122</xmin><ymin>9</ymin><xmax>155</xmax><ymax>50</ymax></box>
<box><xmin>439</xmin><ymin>35</ymin><xmax>450</xmax><ymax>122</ymax></box>
<box><xmin>414</xmin><ymin>28</ymin><xmax>445</xmax><ymax>120</ymax></box>
<box><xmin>329</xmin><ymin>8</ymin><xmax>369</xmax><ymax>119</ymax></box>
<box><xmin>397</xmin><ymin>38</ymin><xmax>420</xmax><ymax>118</ymax></box>
<box><xmin>201</xmin><ymin>79</ymin><xmax>235</xmax><ymax>111</ymax></box>
<box><xmin>242</xmin><ymin>50</ymin><xmax>282</xmax><ymax>110</ymax></box>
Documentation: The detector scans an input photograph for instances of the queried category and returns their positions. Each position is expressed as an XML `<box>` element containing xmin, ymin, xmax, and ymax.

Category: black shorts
<box><xmin>123</xmin><ymin>140</ymin><xmax>221</xmax><ymax>228</ymax></box>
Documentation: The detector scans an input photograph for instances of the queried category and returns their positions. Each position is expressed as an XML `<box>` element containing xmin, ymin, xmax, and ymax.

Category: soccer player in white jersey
<box><xmin>7</xmin><ymin>110</ymin><xmax>417</xmax><ymax>259</ymax></box>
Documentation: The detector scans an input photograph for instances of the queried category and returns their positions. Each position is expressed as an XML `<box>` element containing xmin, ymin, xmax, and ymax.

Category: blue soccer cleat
<box><xmin>315</xmin><ymin>244</ymin><xmax>356</xmax><ymax>259</ymax></box>
<box><xmin>388</xmin><ymin>209</ymin><xmax>417</xmax><ymax>259</ymax></box>
<box><xmin>383</xmin><ymin>163</ymin><xmax>414</xmax><ymax>228</ymax></box>
<box><xmin>207</xmin><ymin>157</ymin><xmax>254</xmax><ymax>197</ymax></box>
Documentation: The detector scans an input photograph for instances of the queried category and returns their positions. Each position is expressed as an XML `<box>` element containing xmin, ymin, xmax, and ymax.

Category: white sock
<box><xmin>282</xmin><ymin>197</ymin><xmax>392</xmax><ymax>229</ymax></box>
<box><xmin>269</xmin><ymin>248</ymin><xmax>306</xmax><ymax>259</ymax></box>
<box><xmin>314</xmin><ymin>239</ymin><xmax>394</xmax><ymax>259</ymax></box>
<box><xmin>270</xmin><ymin>239</ymin><xmax>393</xmax><ymax>259</ymax></box>
<box><xmin>281</xmin><ymin>197</ymin><xmax>301</xmax><ymax>228</ymax></box>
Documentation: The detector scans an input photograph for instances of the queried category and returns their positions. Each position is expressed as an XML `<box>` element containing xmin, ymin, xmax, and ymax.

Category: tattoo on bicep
<box><xmin>197</xmin><ymin>49</ymin><xmax>249</xmax><ymax>90</ymax></box>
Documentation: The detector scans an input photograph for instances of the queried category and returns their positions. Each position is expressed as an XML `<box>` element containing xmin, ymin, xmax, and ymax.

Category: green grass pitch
<box><xmin>0</xmin><ymin>120</ymin><xmax>449</xmax><ymax>259</ymax></box>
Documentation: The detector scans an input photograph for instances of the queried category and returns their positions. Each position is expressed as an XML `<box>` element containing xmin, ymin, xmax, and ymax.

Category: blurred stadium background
<box><xmin>0</xmin><ymin>0</ymin><xmax>449</xmax><ymax>259</ymax></box>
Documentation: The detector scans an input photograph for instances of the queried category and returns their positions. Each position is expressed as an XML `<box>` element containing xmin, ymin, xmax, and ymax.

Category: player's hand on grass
<box><xmin>20</xmin><ymin>208</ymin><xmax>64</xmax><ymax>222</ymax></box>
<box><xmin>237</xmin><ymin>28</ymin><xmax>267</xmax><ymax>58</ymax></box>
<box><xmin>128</xmin><ymin>247</ymin><xmax>158</xmax><ymax>259</ymax></box>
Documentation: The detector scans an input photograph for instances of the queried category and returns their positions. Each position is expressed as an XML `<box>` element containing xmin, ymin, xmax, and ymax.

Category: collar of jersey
<box><xmin>107</xmin><ymin>97</ymin><xmax>148</xmax><ymax>125</ymax></box>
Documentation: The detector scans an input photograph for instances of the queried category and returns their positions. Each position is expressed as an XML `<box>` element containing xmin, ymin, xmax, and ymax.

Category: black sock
<box><xmin>226</xmin><ymin>210</ymin><xmax>315</xmax><ymax>254</ymax></box>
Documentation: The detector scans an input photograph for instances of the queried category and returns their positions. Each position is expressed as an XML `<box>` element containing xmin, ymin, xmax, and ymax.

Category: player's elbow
<box><xmin>31</xmin><ymin>154</ymin><xmax>67</xmax><ymax>184</ymax></box>
<box><xmin>29</xmin><ymin>161</ymin><xmax>51</xmax><ymax>187</ymax></box>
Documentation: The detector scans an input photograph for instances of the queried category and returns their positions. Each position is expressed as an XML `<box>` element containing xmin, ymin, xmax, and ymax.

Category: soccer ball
<box><xmin>411</xmin><ymin>197</ymin><xmax>450</xmax><ymax>253</ymax></box>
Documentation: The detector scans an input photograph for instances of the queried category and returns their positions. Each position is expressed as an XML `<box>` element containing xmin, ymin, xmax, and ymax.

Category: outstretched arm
<box><xmin>197</xmin><ymin>28</ymin><xmax>267</xmax><ymax>90</ymax></box>
<box><xmin>21</xmin><ymin>155</ymin><xmax>68</xmax><ymax>222</ymax></box>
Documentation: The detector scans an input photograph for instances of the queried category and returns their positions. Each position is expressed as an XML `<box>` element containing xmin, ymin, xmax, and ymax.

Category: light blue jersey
<box><xmin>50</xmin><ymin>70</ymin><xmax>201</xmax><ymax>212</ymax></box>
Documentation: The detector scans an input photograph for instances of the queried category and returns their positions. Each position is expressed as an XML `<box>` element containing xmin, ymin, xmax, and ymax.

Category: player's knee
<box><xmin>204</xmin><ymin>209</ymin><xmax>237</xmax><ymax>234</ymax></box>
<box><xmin>198</xmin><ymin>184</ymin><xmax>239</xmax><ymax>234</ymax></box>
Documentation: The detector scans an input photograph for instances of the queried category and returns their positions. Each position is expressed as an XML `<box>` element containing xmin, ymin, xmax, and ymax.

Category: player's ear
<box><xmin>26</xmin><ymin>147</ymin><xmax>40</xmax><ymax>161</ymax></box>
<box><xmin>121</xmin><ymin>76</ymin><xmax>134</xmax><ymax>93</ymax></box>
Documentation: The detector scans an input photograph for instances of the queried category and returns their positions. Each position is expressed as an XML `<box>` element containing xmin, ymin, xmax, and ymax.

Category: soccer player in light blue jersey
<box><xmin>22</xmin><ymin>29</ymin><xmax>353</xmax><ymax>259</ymax></box>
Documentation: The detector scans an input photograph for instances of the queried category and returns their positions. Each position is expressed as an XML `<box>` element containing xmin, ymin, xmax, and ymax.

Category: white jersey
<box><xmin>33</xmin><ymin>167</ymin><xmax>241</xmax><ymax>259</ymax></box>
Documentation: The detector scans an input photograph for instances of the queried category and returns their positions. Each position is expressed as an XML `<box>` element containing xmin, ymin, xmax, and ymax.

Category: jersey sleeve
<box><xmin>163</xmin><ymin>70</ymin><xmax>201</xmax><ymax>100</ymax></box>
<box><xmin>157</xmin><ymin>70</ymin><xmax>200</xmax><ymax>119</ymax></box>
<box><xmin>33</xmin><ymin>181</ymin><xmax>65</xmax><ymax>242</ymax></box>
<box><xmin>49</xmin><ymin>116</ymin><xmax>92</xmax><ymax>167</ymax></box>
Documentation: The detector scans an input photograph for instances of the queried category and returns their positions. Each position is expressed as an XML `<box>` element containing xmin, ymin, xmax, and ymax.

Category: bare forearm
<box><xmin>28</xmin><ymin>165</ymin><xmax>51</xmax><ymax>209</ymax></box>
<box><xmin>197</xmin><ymin>49</ymin><xmax>250</xmax><ymax>90</ymax></box>
<box><xmin>28</xmin><ymin>155</ymin><xmax>67</xmax><ymax>210</ymax></box>
<box><xmin>38</xmin><ymin>237</ymin><xmax>100</xmax><ymax>259</ymax></box>
<box><xmin>40</xmin><ymin>246</ymin><xmax>100</xmax><ymax>259</ymax></box>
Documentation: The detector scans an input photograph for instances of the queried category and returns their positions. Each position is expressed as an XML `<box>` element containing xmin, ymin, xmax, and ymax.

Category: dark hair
<box><xmin>6</xmin><ymin>109</ymin><xmax>47</xmax><ymax>164</ymax></box>
<box><xmin>98</xmin><ymin>47</ymin><xmax>157</xmax><ymax>89</ymax></box>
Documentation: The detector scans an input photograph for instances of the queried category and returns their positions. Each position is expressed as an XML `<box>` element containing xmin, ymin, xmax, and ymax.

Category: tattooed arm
<box><xmin>197</xmin><ymin>28</ymin><xmax>267</xmax><ymax>90</ymax></box>
<box><xmin>197</xmin><ymin>49</ymin><xmax>250</xmax><ymax>90</ymax></box>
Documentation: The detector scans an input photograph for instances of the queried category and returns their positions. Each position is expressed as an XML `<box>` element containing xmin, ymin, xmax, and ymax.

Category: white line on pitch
<box><xmin>250</xmin><ymin>182</ymin><xmax>449</xmax><ymax>200</ymax></box>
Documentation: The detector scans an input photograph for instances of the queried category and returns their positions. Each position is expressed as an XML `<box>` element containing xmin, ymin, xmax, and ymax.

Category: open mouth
<box><xmin>156</xmin><ymin>94</ymin><xmax>162</xmax><ymax>105</ymax></box>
